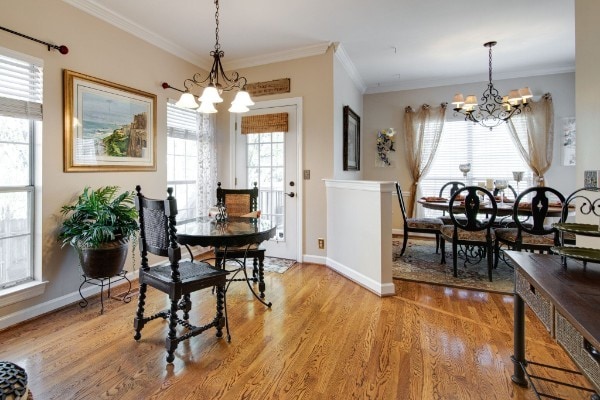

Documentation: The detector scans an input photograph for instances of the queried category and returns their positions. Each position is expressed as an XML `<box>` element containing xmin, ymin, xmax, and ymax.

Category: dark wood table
<box><xmin>417</xmin><ymin>198</ymin><xmax>566</xmax><ymax>218</ymax></box>
<box><xmin>506</xmin><ymin>251</ymin><xmax>600</xmax><ymax>398</ymax></box>
<box><xmin>177</xmin><ymin>216</ymin><xmax>276</xmax><ymax>307</ymax></box>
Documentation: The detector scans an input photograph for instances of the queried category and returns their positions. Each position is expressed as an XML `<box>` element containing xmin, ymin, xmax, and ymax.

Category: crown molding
<box><xmin>333</xmin><ymin>43</ymin><xmax>367</xmax><ymax>94</ymax></box>
<box><xmin>63</xmin><ymin>1</ymin><xmax>330</xmax><ymax>71</ymax></box>
<box><xmin>225</xmin><ymin>42</ymin><xmax>331</xmax><ymax>71</ymax></box>
<box><xmin>63</xmin><ymin>0</ymin><xmax>209</xmax><ymax>69</ymax></box>
<box><xmin>365</xmin><ymin>64</ymin><xmax>576</xmax><ymax>94</ymax></box>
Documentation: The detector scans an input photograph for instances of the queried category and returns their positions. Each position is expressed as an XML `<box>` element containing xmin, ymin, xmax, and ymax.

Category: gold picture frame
<box><xmin>63</xmin><ymin>69</ymin><xmax>157</xmax><ymax>172</ymax></box>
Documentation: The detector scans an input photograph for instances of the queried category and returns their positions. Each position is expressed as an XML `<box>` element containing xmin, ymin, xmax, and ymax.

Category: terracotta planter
<box><xmin>76</xmin><ymin>238</ymin><xmax>129</xmax><ymax>279</ymax></box>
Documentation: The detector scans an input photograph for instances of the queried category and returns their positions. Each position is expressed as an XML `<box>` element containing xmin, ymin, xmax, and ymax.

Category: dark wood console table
<box><xmin>507</xmin><ymin>251</ymin><xmax>600</xmax><ymax>399</ymax></box>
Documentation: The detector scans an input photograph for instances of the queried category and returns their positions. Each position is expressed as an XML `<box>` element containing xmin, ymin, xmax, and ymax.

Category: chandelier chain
<box><xmin>488</xmin><ymin>45</ymin><xmax>493</xmax><ymax>84</ymax></box>
<box><xmin>214</xmin><ymin>0</ymin><xmax>220</xmax><ymax>51</ymax></box>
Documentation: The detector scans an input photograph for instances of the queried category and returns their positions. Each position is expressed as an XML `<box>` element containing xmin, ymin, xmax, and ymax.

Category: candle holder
<box><xmin>459</xmin><ymin>163</ymin><xmax>471</xmax><ymax>179</ymax></box>
<box><xmin>512</xmin><ymin>171</ymin><xmax>524</xmax><ymax>193</ymax></box>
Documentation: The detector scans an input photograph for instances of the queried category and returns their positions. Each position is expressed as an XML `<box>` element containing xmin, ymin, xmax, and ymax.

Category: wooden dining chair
<box><xmin>440</xmin><ymin>186</ymin><xmax>497</xmax><ymax>281</ymax></box>
<box><xmin>133</xmin><ymin>186</ymin><xmax>230</xmax><ymax>363</ymax></box>
<box><xmin>395</xmin><ymin>182</ymin><xmax>443</xmax><ymax>257</ymax></box>
<box><xmin>213</xmin><ymin>182</ymin><xmax>270</xmax><ymax>305</ymax></box>
<box><xmin>494</xmin><ymin>186</ymin><xmax>566</xmax><ymax>269</ymax></box>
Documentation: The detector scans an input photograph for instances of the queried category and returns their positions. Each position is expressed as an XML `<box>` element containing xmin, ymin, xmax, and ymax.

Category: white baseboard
<box><xmin>325</xmin><ymin>258</ymin><xmax>395</xmax><ymax>297</ymax></box>
<box><xmin>302</xmin><ymin>254</ymin><xmax>327</xmax><ymax>264</ymax></box>
<box><xmin>0</xmin><ymin>270</ymin><xmax>138</xmax><ymax>331</ymax></box>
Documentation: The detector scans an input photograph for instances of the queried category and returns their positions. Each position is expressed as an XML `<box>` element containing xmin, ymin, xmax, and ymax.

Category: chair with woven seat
<box><xmin>396</xmin><ymin>182</ymin><xmax>442</xmax><ymax>257</ymax></box>
<box><xmin>438</xmin><ymin>181</ymin><xmax>466</xmax><ymax>224</ymax></box>
<box><xmin>440</xmin><ymin>186</ymin><xmax>497</xmax><ymax>281</ymax></box>
<box><xmin>494</xmin><ymin>186</ymin><xmax>566</xmax><ymax>269</ymax></box>
<box><xmin>213</xmin><ymin>181</ymin><xmax>270</xmax><ymax>303</ymax></box>
<box><xmin>133</xmin><ymin>186</ymin><xmax>230</xmax><ymax>363</ymax></box>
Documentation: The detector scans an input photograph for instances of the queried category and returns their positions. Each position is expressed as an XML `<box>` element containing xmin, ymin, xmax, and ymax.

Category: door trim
<box><xmin>229</xmin><ymin>97</ymin><xmax>303</xmax><ymax>262</ymax></box>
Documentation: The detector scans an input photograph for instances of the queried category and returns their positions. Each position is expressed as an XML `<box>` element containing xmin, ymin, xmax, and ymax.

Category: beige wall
<box><xmin>213</xmin><ymin>48</ymin><xmax>335</xmax><ymax>259</ymax></box>
<box><xmin>574</xmin><ymin>0</ymin><xmax>600</xmax><ymax>247</ymax></box>
<box><xmin>0</xmin><ymin>0</ymin><xmax>205</xmax><ymax>319</ymax></box>
<box><xmin>575</xmin><ymin>0</ymin><xmax>600</xmax><ymax>183</ymax></box>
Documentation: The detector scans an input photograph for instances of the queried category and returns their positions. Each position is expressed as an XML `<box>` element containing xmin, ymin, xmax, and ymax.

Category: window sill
<box><xmin>0</xmin><ymin>281</ymin><xmax>48</xmax><ymax>308</ymax></box>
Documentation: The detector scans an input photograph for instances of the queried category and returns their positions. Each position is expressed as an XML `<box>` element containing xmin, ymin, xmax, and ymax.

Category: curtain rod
<box><xmin>0</xmin><ymin>25</ymin><xmax>68</xmax><ymax>55</ymax></box>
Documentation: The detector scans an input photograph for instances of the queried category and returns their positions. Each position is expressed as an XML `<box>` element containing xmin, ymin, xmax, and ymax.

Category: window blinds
<box><xmin>0</xmin><ymin>51</ymin><xmax>43</xmax><ymax>120</ymax></box>
<box><xmin>166</xmin><ymin>101</ymin><xmax>200</xmax><ymax>140</ymax></box>
<box><xmin>421</xmin><ymin>119</ymin><xmax>532</xmax><ymax>199</ymax></box>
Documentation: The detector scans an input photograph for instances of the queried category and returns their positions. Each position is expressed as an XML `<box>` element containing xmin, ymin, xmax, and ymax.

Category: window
<box><xmin>246</xmin><ymin>131</ymin><xmax>286</xmax><ymax>239</ymax></box>
<box><xmin>166</xmin><ymin>102</ymin><xmax>217</xmax><ymax>223</ymax></box>
<box><xmin>420</xmin><ymin>119</ymin><xmax>531</xmax><ymax>217</ymax></box>
<box><xmin>0</xmin><ymin>48</ymin><xmax>42</xmax><ymax>290</ymax></box>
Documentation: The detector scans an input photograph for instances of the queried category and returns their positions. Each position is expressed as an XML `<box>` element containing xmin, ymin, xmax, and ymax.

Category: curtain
<box><xmin>196</xmin><ymin>114</ymin><xmax>218</xmax><ymax>218</ymax></box>
<box><xmin>506</xmin><ymin>93</ymin><xmax>554</xmax><ymax>186</ymax></box>
<box><xmin>403</xmin><ymin>103</ymin><xmax>447</xmax><ymax>217</ymax></box>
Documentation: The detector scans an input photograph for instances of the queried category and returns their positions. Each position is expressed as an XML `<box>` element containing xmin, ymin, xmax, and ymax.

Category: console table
<box><xmin>507</xmin><ymin>251</ymin><xmax>600</xmax><ymax>399</ymax></box>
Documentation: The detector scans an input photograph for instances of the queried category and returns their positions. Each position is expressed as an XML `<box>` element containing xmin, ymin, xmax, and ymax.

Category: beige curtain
<box><xmin>506</xmin><ymin>93</ymin><xmax>554</xmax><ymax>186</ymax></box>
<box><xmin>403</xmin><ymin>103</ymin><xmax>447</xmax><ymax>217</ymax></box>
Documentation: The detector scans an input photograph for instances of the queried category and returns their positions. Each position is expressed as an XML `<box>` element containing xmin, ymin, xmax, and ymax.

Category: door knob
<box><xmin>285</xmin><ymin>192</ymin><xmax>295</xmax><ymax>198</ymax></box>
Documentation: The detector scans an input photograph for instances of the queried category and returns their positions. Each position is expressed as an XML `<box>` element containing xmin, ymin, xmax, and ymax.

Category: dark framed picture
<box><xmin>63</xmin><ymin>69</ymin><xmax>157</xmax><ymax>172</ymax></box>
<box><xmin>343</xmin><ymin>105</ymin><xmax>360</xmax><ymax>171</ymax></box>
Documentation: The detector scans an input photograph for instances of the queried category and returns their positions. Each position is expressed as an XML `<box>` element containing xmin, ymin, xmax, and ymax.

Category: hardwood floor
<box><xmin>0</xmin><ymin>263</ymin><xmax>594</xmax><ymax>399</ymax></box>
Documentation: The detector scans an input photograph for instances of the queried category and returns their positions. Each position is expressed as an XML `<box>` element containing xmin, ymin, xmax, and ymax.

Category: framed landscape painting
<box><xmin>63</xmin><ymin>69</ymin><xmax>157</xmax><ymax>172</ymax></box>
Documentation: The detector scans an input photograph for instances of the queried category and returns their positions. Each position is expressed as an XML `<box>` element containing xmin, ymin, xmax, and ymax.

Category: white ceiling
<box><xmin>64</xmin><ymin>0</ymin><xmax>575</xmax><ymax>94</ymax></box>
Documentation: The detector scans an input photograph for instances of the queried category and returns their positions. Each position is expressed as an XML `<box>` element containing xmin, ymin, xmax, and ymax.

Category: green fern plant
<box><xmin>59</xmin><ymin>186</ymin><xmax>139</xmax><ymax>249</ymax></box>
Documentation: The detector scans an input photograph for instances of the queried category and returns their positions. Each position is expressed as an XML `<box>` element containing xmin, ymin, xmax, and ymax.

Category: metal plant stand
<box><xmin>78</xmin><ymin>271</ymin><xmax>132</xmax><ymax>314</ymax></box>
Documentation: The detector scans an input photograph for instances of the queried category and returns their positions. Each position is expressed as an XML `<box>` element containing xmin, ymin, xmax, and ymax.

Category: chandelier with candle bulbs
<box><xmin>451</xmin><ymin>41</ymin><xmax>532</xmax><ymax>130</ymax></box>
<box><xmin>162</xmin><ymin>0</ymin><xmax>253</xmax><ymax>113</ymax></box>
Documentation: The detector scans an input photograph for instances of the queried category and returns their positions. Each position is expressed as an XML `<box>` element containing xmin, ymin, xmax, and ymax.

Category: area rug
<box><xmin>392</xmin><ymin>238</ymin><xmax>514</xmax><ymax>294</ymax></box>
<box><xmin>260</xmin><ymin>257</ymin><xmax>297</xmax><ymax>274</ymax></box>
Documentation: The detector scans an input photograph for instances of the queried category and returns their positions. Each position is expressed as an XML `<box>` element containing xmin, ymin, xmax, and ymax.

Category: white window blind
<box><xmin>420</xmin><ymin>119</ymin><xmax>532</xmax><ymax>215</ymax></box>
<box><xmin>0</xmin><ymin>48</ymin><xmax>40</xmax><ymax>289</ymax></box>
<box><xmin>0</xmin><ymin>50</ymin><xmax>43</xmax><ymax>120</ymax></box>
<box><xmin>166</xmin><ymin>102</ymin><xmax>199</xmax><ymax>222</ymax></box>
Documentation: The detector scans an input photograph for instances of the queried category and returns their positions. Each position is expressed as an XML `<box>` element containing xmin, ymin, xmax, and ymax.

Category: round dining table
<box><xmin>417</xmin><ymin>198</ymin><xmax>567</xmax><ymax>218</ymax></box>
<box><xmin>176</xmin><ymin>216</ymin><xmax>277</xmax><ymax>308</ymax></box>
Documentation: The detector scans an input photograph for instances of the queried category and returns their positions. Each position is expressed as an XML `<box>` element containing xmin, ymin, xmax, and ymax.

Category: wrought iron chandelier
<box><xmin>162</xmin><ymin>0</ymin><xmax>253</xmax><ymax>113</ymax></box>
<box><xmin>452</xmin><ymin>41</ymin><xmax>532</xmax><ymax>130</ymax></box>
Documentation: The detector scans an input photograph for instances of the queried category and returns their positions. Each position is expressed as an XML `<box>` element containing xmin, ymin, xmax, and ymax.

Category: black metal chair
<box><xmin>494</xmin><ymin>186</ymin><xmax>566</xmax><ymax>269</ymax></box>
<box><xmin>438</xmin><ymin>181</ymin><xmax>466</xmax><ymax>224</ymax></box>
<box><xmin>555</xmin><ymin>186</ymin><xmax>600</xmax><ymax>267</ymax></box>
<box><xmin>133</xmin><ymin>186</ymin><xmax>230</xmax><ymax>363</ymax></box>
<box><xmin>213</xmin><ymin>182</ymin><xmax>270</xmax><ymax>304</ymax></box>
<box><xmin>395</xmin><ymin>182</ymin><xmax>442</xmax><ymax>257</ymax></box>
<box><xmin>439</xmin><ymin>181</ymin><xmax>465</xmax><ymax>198</ymax></box>
<box><xmin>440</xmin><ymin>186</ymin><xmax>497</xmax><ymax>281</ymax></box>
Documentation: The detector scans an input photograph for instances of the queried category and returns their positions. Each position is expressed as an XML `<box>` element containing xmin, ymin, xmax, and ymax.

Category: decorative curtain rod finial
<box><xmin>0</xmin><ymin>25</ymin><xmax>68</xmax><ymax>55</ymax></box>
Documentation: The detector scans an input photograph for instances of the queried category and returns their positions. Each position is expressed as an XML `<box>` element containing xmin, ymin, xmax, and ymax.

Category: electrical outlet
<box><xmin>318</xmin><ymin>238</ymin><xmax>325</xmax><ymax>249</ymax></box>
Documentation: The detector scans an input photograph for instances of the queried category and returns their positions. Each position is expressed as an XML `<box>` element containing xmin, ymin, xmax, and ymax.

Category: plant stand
<box><xmin>78</xmin><ymin>271</ymin><xmax>132</xmax><ymax>314</ymax></box>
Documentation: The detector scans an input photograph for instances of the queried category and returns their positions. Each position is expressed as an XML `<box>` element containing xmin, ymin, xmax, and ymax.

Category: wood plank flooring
<box><xmin>0</xmin><ymin>262</ymin><xmax>594</xmax><ymax>399</ymax></box>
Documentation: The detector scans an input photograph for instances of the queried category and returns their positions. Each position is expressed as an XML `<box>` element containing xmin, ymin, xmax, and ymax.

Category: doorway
<box><xmin>231</xmin><ymin>98</ymin><xmax>302</xmax><ymax>260</ymax></box>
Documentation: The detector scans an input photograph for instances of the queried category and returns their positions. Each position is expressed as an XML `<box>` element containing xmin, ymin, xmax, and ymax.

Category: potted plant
<box><xmin>58</xmin><ymin>186</ymin><xmax>139</xmax><ymax>279</ymax></box>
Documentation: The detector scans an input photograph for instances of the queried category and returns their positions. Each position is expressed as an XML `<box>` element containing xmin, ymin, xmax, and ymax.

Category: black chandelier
<box><xmin>452</xmin><ymin>41</ymin><xmax>531</xmax><ymax>130</ymax></box>
<box><xmin>162</xmin><ymin>0</ymin><xmax>253</xmax><ymax>113</ymax></box>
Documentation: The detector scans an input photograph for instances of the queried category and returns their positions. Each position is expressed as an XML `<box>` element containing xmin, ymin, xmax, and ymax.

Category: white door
<box><xmin>232</xmin><ymin>99</ymin><xmax>301</xmax><ymax>260</ymax></box>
